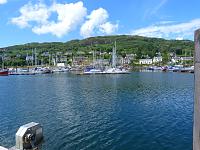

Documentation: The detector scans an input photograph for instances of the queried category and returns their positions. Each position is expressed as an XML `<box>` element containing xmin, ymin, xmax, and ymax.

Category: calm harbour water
<box><xmin>0</xmin><ymin>72</ymin><xmax>193</xmax><ymax>150</ymax></box>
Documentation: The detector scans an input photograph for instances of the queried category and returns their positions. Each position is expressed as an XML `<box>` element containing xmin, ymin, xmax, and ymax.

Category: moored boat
<box><xmin>104</xmin><ymin>67</ymin><xmax>129</xmax><ymax>74</ymax></box>
<box><xmin>180</xmin><ymin>66</ymin><xmax>194</xmax><ymax>73</ymax></box>
<box><xmin>0</xmin><ymin>69</ymin><xmax>8</xmax><ymax>76</ymax></box>
<box><xmin>103</xmin><ymin>41</ymin><xmax>129</xmax><ymax>74</ymax></box>
<box><xmin>84</xmin><ymin>68</ymin><xmax>103</xmax><ymax>74</ymax></box>
<box><xmin>52</xmin><ymin>67</ymin><xmax>70</xmax><ymax>73</ymax></box>
<box><xmin>34</xmin><ymin>67</ymin><xmax>53</xmax><ymax>74</ymax></box>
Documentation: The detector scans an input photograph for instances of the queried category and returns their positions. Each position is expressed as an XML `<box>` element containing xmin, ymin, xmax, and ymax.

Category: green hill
<box><xmin>0</xmin><ymin>35</ymin><xmax>194</xmax><ymax>66</ymax></box>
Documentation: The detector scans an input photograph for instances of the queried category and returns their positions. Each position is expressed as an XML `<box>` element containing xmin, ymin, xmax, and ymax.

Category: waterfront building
<box><xmin>72</xmin><ymin>56</ymin><xmax>89</xmax><ymax>66</ymax></box>
<box><xmin>41</xmin><ymin>52</ymin><xmax>50</xmax><ymax>57</ymax></box>
<box><xmin>76</xmin><ymin>51</ymin><xmax>86</xmax><ymax>55</ymax></box>
<box><xmin>16</xmin><ymin>54</ymin><xmax>21</xmax><ymax>58</ymax></box>
<box><xmin>65</xmin><ymin>51</ymin><xmax>73</xmax><ymax>56</ymax></box>
<box><xmin>153</xmin><ymin>56</ymin><xmax>162</xmax><ymax>63</ymax></box>
<box><xmin>139</xmin><ymin>59</ymin><xmax>153</xmax><ymax>65</ymax></box>
<box><xmin>57</xmin><ymin>63</ymin><xmax>65</xmax><ymax>67</ymax></box>
<box><xmin>25</xmin><ymin>56</ymin><xmax>33</xmax><ymax>61</ymax></box>
<box><xmin>180</xmin><ymin>56</ymin><xmax>193</xmax><ymax>61</ymax></box>
<box><xmin>59</xmin><ymin>56</ymin><xmax>68</xmax><ymax>63</ymax></box>
<box><xmin>123</xmin><ymin>54</ymin><xmax>136</xmax><ymax>64</ymax></box>
<box><xmin>171</xmin><ymin>56</ymin><xmax>181</xmax><ymax>63</ymax></box>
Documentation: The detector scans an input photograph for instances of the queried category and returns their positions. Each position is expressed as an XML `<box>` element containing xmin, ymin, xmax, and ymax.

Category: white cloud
<box><xmin>131</xmin><ymin>19</ymin><xmax>200</xmax><ymax>40</ymax></box>
<box><xmin>11</xmin><ymin>2</ymin><xmax>118</xmax><ymax>38</ymax></box>
<box><xmin>99</xmin><ymin>22</ymin><xmax>118</xmax><ymax>34</ymax></box>
<box><xmin>150</xmin><ymin>0</ymin><xmax>168</xmax><ymax>16</ymax></box>
<box><xmin>11</xmin><ymin>1</ymin><xmax>87</xmax><ymax>37</ymax></box>
<box><xmin>33</xmin><ymin>2</ymin><xmax>87</xmax><ymax>37</ymax></box>
<box><xmin>156</xmin><ymin>20</ymin><xmax>175</xmax><ymax>25</ymax></box>
<box><xmin>80</xmin><ymin>8</ymin><xmax>118</xmax><ymax>38</ymax></box>
<box><xmin>0</xmin><ymin>0</ymin><xmax>7</xmax><ymax>5</ymax></box>
<box><xmin>11</xmin><ymin>2</ymin><xmax>50</xmax><ymax>28</ymax></box>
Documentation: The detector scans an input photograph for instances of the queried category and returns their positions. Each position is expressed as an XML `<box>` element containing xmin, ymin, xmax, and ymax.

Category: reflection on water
<box><xmin>0</xmin><ymin>72</ymin><xmax>193</xmax><ymax>150</ymax></box>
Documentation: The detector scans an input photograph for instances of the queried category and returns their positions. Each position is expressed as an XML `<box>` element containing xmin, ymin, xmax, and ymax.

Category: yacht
<box><xmin>84</xmin><ymin>68</ymin><xmax>103</xmax><ymax>74</ymax></box>
<box><xmin>104</xmin><ymin>67</ymin><xmax>129</xmax><ymax>74</ymax></box>
<box><xmin>34</xmin><ymin>67</ymin><xmax>53</xmax><ymax>74</ymax></box>
<box><xmin>104</xmin><ymin>41</ymin><xmax>129</xmax><ymax>74</ymax></box>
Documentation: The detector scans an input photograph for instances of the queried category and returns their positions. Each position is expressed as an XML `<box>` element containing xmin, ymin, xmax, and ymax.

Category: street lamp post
<box><xmin>194</xmin><ymin>28</ymin><xmax>200</xmax><ymax>150</ymax></box>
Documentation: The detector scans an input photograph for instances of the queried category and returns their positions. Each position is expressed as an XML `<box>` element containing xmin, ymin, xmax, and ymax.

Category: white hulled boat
<box><xmin>104</xmin><ymin>41</ymin><xmax>129</xmax><ymax>74</ymax></box>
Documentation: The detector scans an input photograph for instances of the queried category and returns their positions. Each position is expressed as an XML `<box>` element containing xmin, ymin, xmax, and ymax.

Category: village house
<box><xmin>124</xmin><ymin>54</ymin><xmax>136</xmax><ymax>64</ymax></box>
<box><xmin>139</xmin><ymin>59</ymin><xmax>153</xmax><ymax>65</ymax></box>
<box><xmin>25</xmin><ymin>56</ymin><xmax>33</xmax><ymax>61</ymax></box>
<box><xmin>153</xmin><ymin>56</ymin><xmax>162</xmax><ymax>63</ymax></box>
<box><xmin>180</xmin><ymin>57</ymin><xmax>193</xmax><ymax>61</ymax></box>
<box><xmin>41</xmin><ymin>52</ymin><xmax>50</xmax><ymax>57</ymax></box>
<box><xmin>171</xmin><ymin>56</ymin><xmax>181</xmax><ymax>63</ymax></box>
<box><xmin>72</xmin><ymin>56</ymin><xmax>89</xmax><ymax>66</ymax></box>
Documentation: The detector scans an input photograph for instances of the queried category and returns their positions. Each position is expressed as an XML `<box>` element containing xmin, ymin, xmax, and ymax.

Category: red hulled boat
<box><xmin>0</xmin><ymin>69</ymin><xmax>8</xmax><ymax>76</ymax></box>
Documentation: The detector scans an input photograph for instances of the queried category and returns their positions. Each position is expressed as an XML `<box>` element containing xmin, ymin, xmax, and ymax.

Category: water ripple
<box><xmin>0</xmin><ymin>72</ymin><xmax>193</xmax><ymax>150</ymax></box>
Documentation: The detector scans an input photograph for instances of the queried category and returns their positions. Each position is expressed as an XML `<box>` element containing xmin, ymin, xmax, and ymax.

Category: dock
<box><xmin>9</xmin><ymin>72</ymin><xmax>35</xmax><ymax>76</ymax></box>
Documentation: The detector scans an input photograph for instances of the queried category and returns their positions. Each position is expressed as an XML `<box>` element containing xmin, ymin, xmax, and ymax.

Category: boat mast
<box><xmin>32</xmin><ymin>49</ymin><xmax>34</xmax><ymax>66</ymax></box>
<box><xmin>100</xmin><ymin>49</ymin><xmax>103</xmax><ymax>69</ymax></box>
<box><xmin>185</xmin><ymin>49</ymin><xmax>186</xmax><ymax>66</ymax></box>
<box><xmin>112</xmin><ymin>41</ymin><xmax>117</xmax><ymax>68</ymax></box>
<box><xmin>34</xmin><ymin>48</ymin><xmax>37</xmax><ymax>68</ymax></box>
<box><xmin>93</xmin><ymin>50</ymin><xmax>96</xmax><ymax>68</ymax></box>
<box><xmin>26</xmin><ymin>53</ymin><xmax>29</xmax><ymax>66</ymax></box>
<box><xmin>1</xmin><ymin>52</ymin><xmax>4</xmax><ymax>69</ymax></box>
<box><xmin>91</xmin><ymin>42</ymin><xmax>96</xmax><ymax>68</ymax></box>
<box><xmin>49</xmin><ymin>52</ymin><xmax>51</xmax><ymax>66</ymax></box>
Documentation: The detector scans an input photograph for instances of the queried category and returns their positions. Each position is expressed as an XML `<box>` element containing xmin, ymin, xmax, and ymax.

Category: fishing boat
<box><xmin>0</xmin><ymin>69</ymin><xmax>8</xmax><ymax>76</ymax></box>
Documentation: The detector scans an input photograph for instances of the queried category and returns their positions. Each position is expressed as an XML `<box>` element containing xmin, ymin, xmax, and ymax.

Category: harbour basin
<box><xmin>0</xmin><ymin>72</ymin><xmax>193</xmax><ymax>150</ymax></box>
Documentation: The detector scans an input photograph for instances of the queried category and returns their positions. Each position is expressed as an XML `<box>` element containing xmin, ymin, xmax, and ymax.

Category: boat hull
<box><xmin>0</xmin><ymin>70</ymin><xmax>8</xmax><ymax>76</ymax></box>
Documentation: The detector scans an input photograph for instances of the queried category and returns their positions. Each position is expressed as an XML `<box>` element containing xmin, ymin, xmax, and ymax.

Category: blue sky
<box><xmin>0</xmin><ymin>0</ymin><xmax>200</xmax><ymax>47</ymax></box>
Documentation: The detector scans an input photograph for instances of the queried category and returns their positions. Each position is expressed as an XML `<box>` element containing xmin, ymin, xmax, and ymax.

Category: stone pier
<box><xmin>194</xmin><ymin>29</ymin><xmax>200</xmax><ymax>150</ymax></box>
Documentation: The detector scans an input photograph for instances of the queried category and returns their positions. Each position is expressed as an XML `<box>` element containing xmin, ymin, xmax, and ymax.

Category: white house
<box><xmin>57</xmin><ymin>63</ymin><xmax>65</xmax><ymax>67</ymax></box>
<box><xmin>139</xmin><ymin>59</ymin><xmax>153</xmax><ymax>65</ymax></box>
<box><xmin>26</xmin><ymin>56</ymin><xmax>33</xmax><ymax>61</ymax></box>
<box><xmin>153</xmin><ymin>56</ymin><xmax>162</xmax><ymax>63</ymax></box>
<box><xmin>171</xmin><ymin>56</ymin><xmax>181</xmax><ymax>63</ymax></box>
<box><xmin>125</xmin><ymin>54</ymin><xmax>136</xmax><ymax>64</ymax></box>
<box><xmin>180</xmin><ymin>57</ymin><xmax>193</xmax><ymax>61</ymax></box>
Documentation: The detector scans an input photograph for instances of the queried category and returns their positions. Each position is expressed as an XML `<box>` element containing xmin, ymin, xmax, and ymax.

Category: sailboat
<box><xmin>81</xmin><ymin>41</ymin><xmax>129</xmax><ymax>75</ymax></box>
<box><xmin>104</xmin><ymin>41</ymin><xmax>129</xmax><ymax>74</ymax></box>
<box><xmin>0</xmin><ymin>53</ymin><xmax>8</xmax><ymax>76</ymax></box>
<box><xmin>83</xmin><ymin>50</ymin><xmax>103</xmax><ymax>74</ymax></box>
<box><xmin>33</xmin><ymin>48</ymin><xmax>52</xmax><ymax>74</ymax></box>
